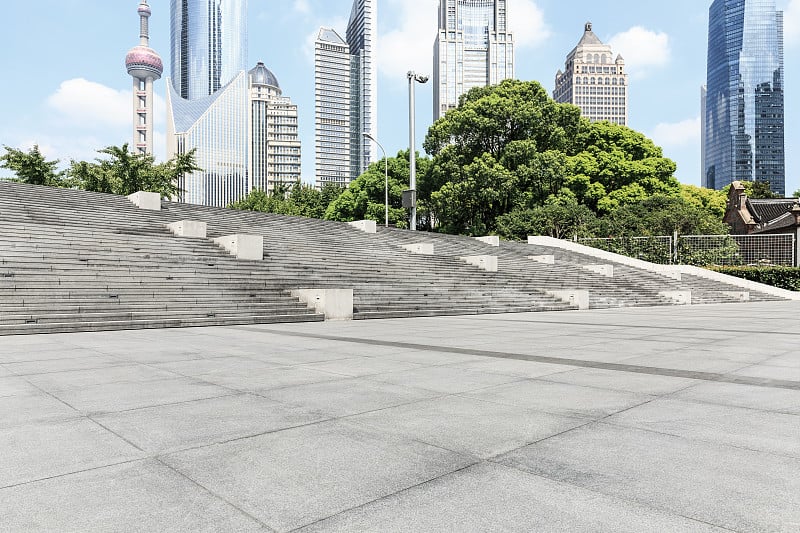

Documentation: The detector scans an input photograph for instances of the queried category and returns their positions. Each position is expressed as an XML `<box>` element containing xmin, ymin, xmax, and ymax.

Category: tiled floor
<box><xmin>1</xmin><ymin>301</ymin><xmax>799</xmax><ymax>532</ymax></box>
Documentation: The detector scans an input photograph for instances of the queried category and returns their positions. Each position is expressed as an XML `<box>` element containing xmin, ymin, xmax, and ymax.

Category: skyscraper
<box><xmin>704</xmin><ymin>0</ymin><xmax>785</xmax><ymax>195</ymax></box>
<box><xmin>125</xmin><ymin>1</ymin><xmax>163</xmax><ymax>155</ymax></box>
<box><xmin>433</xmin><ymin>0</ymin><xmax>514</xmax><ymax>121</ymax></box>
<box><xmin>249</xmin><ymin>62</ymin><xmax>302</xmax><ymax>193</ymax></box>
<box><xmin>315</xmin><ymin>28</ymin><xmax>351</xmax><ymax>188</ymax></box>
<box><xmin>314</xmin><ymin>0</ymin><xmax>377</xmax><ymax>188</ymax></box>
<box><xmin>553</xmin><ymin>23</ymin><xmax>628</xmax><ymax>126</ymax></box>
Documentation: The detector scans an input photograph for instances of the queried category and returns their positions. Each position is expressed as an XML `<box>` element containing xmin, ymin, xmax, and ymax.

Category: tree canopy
<box><xmin>229</xmin><ymin>181</ymin><xmax>344</xmax><ymax>219</ymax></box>
<box><xmin>420</xmin><ymin>79</ymin><xmax>686</xmax><ymax>236</ymax></box>
<box><xmin>1</xmin><ymin>145</ymin><xmax>66</xmax><ymax>187</ymax></box>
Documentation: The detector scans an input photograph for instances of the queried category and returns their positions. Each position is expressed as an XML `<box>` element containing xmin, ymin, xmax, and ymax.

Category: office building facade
<box><xmin>704</xmin><ymin>0</ymin><xmax>785</xmax><ymax>194</ymax></box>
<box><xmin>314</xmin><ymin>0</ymin><xmax>377</xmax><ymax>188</ymax></box>
<box><xmin>249</xmin><ymin>62</ymin><xmax>302</xmax><ymax>193</ymax></box>
<box><xmin>166</xmin><ymin>0</ymin><xmax>250</xmax><ymax>207</ymax></box>
<box><xmin>433</xmin><ymin>0</ymin><xmax>514</xmax><ymax>120</ymax></box>
<box><xmin>553</xmin><ymin>22</ymin><xmax>628</xmax><ymax>126</ymax></box>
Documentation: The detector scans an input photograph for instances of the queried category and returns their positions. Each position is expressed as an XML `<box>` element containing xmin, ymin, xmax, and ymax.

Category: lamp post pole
<box><xmin>407</xmin><ymin>71</ymin><xmax>428</xmax><ymax>231</ymax></box>
<box><xmin>362</xmin><ymin>132</ymin><xmax>388</xmax><ymax>228</ymax></box>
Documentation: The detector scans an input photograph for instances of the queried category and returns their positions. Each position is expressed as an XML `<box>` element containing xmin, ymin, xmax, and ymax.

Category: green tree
<box><xmin>599</xmin><ymin>195</ymin><xmax>729</xmax><ymax>237</ymax></box>
<box><xmin>420</xmin><ymin>80</ymin><xmax>680</xmax><ymax>234</ymax></box>
<box><xmin>738</xmin><ymin>180</ymin><xmax>779</xmax><ymax>199</ymax></box>
<box><xmin>0</xmin><ymin>145</ymin><xmax>66</xmax><ymax>186</ymax></box>
<box><xmin>325</xmin><ymin>150</ymin><xmax>425</xmax><ymax>228</ymax></box>
<box><xmin>496</xmin><ymin>199</ymin><xmax>600</xmax><ymax>241</ymax></box>
<box><xmin>67</xmin><ymin>144</ymin><xmax>197</xmax><ymax>198</ymax></box>
<box><xmin>229</xmin><ymin>181</ymin><xmax>345</xmax><ymax>219</ymax></box>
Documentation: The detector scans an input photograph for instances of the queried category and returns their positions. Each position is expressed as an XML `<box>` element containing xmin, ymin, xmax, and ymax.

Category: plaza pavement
<box><xmin>1</xmin><ymin>301</ymin><xmax>800</xmax><ymax>532</ymax></box>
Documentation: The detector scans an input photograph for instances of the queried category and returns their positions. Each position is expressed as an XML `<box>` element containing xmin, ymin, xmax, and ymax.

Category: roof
<box><xmin>577</xmin><ymin>22</ymin><xmax>604</xmax><ymax>47</ymax></box>
<box><xmin>748</xmin><ymin>198</ymin><xmax>798</xmax><ymax>224</ymax></box>
<box><xmin>317</xmin><ymin>27</ymin><xmax>346</xmax><ymax>46</ymax></box>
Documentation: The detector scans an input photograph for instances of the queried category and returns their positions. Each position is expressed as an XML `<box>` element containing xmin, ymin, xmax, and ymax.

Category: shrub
<box><xmin>709</xmin><ymin>266</ymin><xmax>800</xmax><ymax>291</ymax></box>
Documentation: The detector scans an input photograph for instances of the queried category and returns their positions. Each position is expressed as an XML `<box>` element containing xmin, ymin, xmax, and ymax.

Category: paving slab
<box><xmin>349</xmin><ymin>395</ymin><xmax>589</xmax><ymax>459</ymax></box>
<box><xmin>496</xmin><ymin>423</ymin><xmax>800</xmax><ymax>532</ymax></box>
<box><xmin>0</xmin><ymin>418</ymin><xmax>143</xmax><ymax>488</ymax></box>
<box><xmin>47</xmin><ymin>377</ymin><xmax>233</xmax><ymax>415</ymax></box>
<box><xmin>367</xmin><ymin>365</ymin><xmax>522</xmax><ymax>394</ymax></box>
<box><xmin>23</xmin><ymin>364</ymin><xmax>178</xmax><ymax>392</ymax></box>
<box><xmin>2</xmin><ymin>355</ymin><xmax>127</xmax><ymax>376</ymax></box>
<box><xmin>95</xmin><ymin>393</ymin><xmax>327</xmax><ymax>454</ymax></box>
<box><xmin>161</xmin><ymin>420</ymin><xmax>475</xmax><ymax>532</ymax></box>
<box><xmin>606</xmin><ymin>397</ymin><xmax>800</xmax><ymax>458</ymax></box>
<box><xmin>298</xmin><ymin>356</ymin><xmax>423</xmax><ymax>377</ymax></box>
<box><xmin>0</xmin><ymin>392</ymin><xmax>79</xmax><ymax>429</ymax></box>
<box><xmin>540</xmin><ymin>367</ymin><xmax>698</xmax><ymax>395</ymax></box>
<box><xmin>464</xmin><ymin>379</ymin><xmax>653</xmax><ymax>419</ymax></box>
<box><xmin>299</xmin><ymin>462</ymin><xmax>727</xmax><ymax>533</ymax></box>
<box><xmin>0</xmin><ymin>376</ymin><xmax>40</xmax><ymax>398</ymax></box>
<box><xmin>0</xmin><ymin>460</ymin><xmax>269</xmax><ymax>532</ymax></box>
<box><xmin>672</xmin><ymin>381</ymin><xmax>800</xmax><ymax>415</ymax></box>
<box><xmin>259</xmin><ymin>377</ymin><xmax>438</xmax><ymax>418</ymax></box>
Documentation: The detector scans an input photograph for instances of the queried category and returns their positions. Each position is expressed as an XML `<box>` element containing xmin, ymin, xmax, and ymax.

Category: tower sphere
<box><xmin>138</xmin><ymin>2</ymin><xmax>151</xmax><ymax>17</ymax></box>
<box><xmin>126</xmin><ymin>46</ymin><xmax>163</xmax><ymax>80</ymax></box>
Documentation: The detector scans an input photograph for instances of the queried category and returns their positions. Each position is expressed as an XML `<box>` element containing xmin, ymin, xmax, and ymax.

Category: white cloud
<box><xmin>650</xmin><ymin>117</ymin><xmax>701</xmax><ymax>148</ymax></box>
<box><xmin>784</xmin><ymin>0</ymin><xmax>800</xmax><ymax>47</ymax></box>
<box><xmin>608</xmin><ymin>27</ymin><xmax>671</xmax><ymax>78</ymax></box>
<box><xmin>293</xmin><ymin>0</ymin><xmax>311</xmax><ymax>15</ymax></box>
<box><xmin>377</xmin><ymin>0</ymin><xmax>549</xmax><ymax>80</ymax></box>
<box><xmin>46</xmin><ymin>78</ymin><xmax>165</xmax><ymax>129</ymax></box>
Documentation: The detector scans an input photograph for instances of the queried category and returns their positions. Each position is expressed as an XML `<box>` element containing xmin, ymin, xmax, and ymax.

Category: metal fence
<box><xmin>578</xmin><ymin>233</ymin><xmax>797</xmax><ymax>267</ymax></box>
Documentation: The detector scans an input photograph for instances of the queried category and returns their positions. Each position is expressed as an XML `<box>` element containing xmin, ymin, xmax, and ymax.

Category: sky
<box><xmin>2</xmin><ymin>0</ymin><xmax>799</xmax><ymax>194</ymax></box>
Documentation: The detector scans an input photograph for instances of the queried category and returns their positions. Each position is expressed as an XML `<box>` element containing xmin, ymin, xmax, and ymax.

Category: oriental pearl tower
<box><xmin>125</xmin><ymin>1</ymin><xmax>163</xmax><ymax>155</ymax></box>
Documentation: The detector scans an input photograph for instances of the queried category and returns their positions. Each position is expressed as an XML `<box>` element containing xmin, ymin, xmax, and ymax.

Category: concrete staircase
<box><xmin>0</xmin><ymin>181</ymin><xmax>790</xmax><ymax>335</ymax></box>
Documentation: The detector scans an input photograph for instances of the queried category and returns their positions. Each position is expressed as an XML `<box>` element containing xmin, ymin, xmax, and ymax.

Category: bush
<box><xmin>709</xmin><ymin>266</ymin><xmax>800</xmax><ymax>291</ymax></box>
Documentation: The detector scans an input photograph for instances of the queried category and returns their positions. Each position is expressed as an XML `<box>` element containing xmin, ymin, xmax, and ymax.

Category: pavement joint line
<box><xmin>285</xmin><ymin>462</ymin><xmax>481</xmax><ymax>532</ymax></box>
<box><xmin>445</xmin><ymin>314</ymin><xmax>800</xmax><ymax>337</ymax></box>
<box><xmin>0</xmin><ymin>458</ymin><xmax>147</xmax><ymax>492</ymax></box>
<box><xmin>154</xmin><ymin>458</ymin><xmax>278</xmax><ymax>533</ymax></box>
<box><xmin>229</xmin><ymin>326</ymin><xmax>800</xmax><ymax>391</ymax></box>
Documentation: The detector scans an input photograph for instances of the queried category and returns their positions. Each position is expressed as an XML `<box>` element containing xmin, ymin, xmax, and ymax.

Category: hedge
<box><xmin>709</xmin><ymin>266</ymin><xmax>800</xmax><ymax>292</ymax></box>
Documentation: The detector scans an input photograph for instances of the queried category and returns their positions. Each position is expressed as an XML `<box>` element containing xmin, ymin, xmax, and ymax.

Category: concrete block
<box><xmin>127</xmin><ymin>191</ymin><xmax>161</xmax><ymax>211</ymax></box>
<box><xmin>291</xmin><ymin>289</ymin><xmax>354</xmax><ymax>321</ymax></box>
<box><xmin>401</xmin><ymin>243</ymin><xmax>434</xmax><ymax>255</ymax></box>
<box><xmin>212</xmin><ymin>234</ymin><xmax>263</xmax><ymax>261</ymax></box>
<box><xmin>474</xmin><ymin>236</ymin><xmax>500</xmax><ymax>247</ymax></box>
<box><xmin>660</xmin><ymin>291</ymin><xmax>692</xmax><ymax>305</ymax></box>
<box><xmin>460</xmin><ymin>255</ymin><xmax>498</xmax><ymax>272</ymax></box>
<box><xmin>547</xmin><ymin>290</ymin><xmax>590</xmax><ymax>310</ymax></box>
<box><xmin>165</xmin><ymin>220</ymin><xmax>207</xmax><ymax>239</ymax></box>
<box><xmin>582</xmin><ymin>264</ymin><xmax>614</xmax><ymax>278</ymax></box>
<box><xmin>721</xmin><ymin>291</ymin><xmax>750</xmax><ymax>302</ymax></box>
<box><xmin>528</xmin><ymin>255</ymin><xmax>555</xmax><ymax>265</ymax></box>
<box><xmin>348</xmin><ymin>220</ymin><xmax>377</xmax><ymax>234</ymax></box>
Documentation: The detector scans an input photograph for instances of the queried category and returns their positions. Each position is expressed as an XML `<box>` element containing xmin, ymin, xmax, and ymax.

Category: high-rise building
<box><xmin>314</xmin><ymin>0</ymin><xmax>377</xmax><ymax>188</ymax></box>
<box><xmin>166</xmin><ymin>0</ymin><xmax>250</xmax><ymax>207</ymax></box>
<box><xmin>704</xmin><ymin>0</ymin><xmax>785</xmax><ymax>195</ymax></box>
<box><xmin>553</xmin><ymin>23</ymin><xmax>628</xmax><ymax>126</ymax></box>
<box><xmin>249</xmin><ymin>62</ymin><xmax>301</xmax><ymax>193</ymax></box>
<box><xmin>433</xmin><ymin>0</ymin><xmax>514</xmax><ymax>121</ymax></box>
<box><xmin>125</xmin><ymin>1</ymin><xmax>163</xmax><ymax>155</ymax></box>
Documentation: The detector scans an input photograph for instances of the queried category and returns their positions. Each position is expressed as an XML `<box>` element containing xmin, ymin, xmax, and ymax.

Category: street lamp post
<box><xmin>407</xmin><ymin>71</ymin><xmax>428</xmax><ymax>231</ymax></box>
<box><xmin>362</xmin><ymin>132</ymin><xmax>388</xmax><ymax>228</ymax></box>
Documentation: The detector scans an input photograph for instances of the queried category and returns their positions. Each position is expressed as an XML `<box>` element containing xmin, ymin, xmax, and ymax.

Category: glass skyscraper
<box><xmin>433</xmin><ymin>0</ymin><xmax>514</xmax><ymax>120</ymax></box>
<box><xmin>167</xmin><ymin>0</ymin><xmax>251</xmax><ymax>207</ymax></box>
<box><xmin>704</xmin><ymin>0</ymin><xmax>785</xmax><ymax>195</ymax></box>
<box><xmin>314</xmin><ymin>0</ymin><xmax>377</xmax><ymax>188</ymax></box>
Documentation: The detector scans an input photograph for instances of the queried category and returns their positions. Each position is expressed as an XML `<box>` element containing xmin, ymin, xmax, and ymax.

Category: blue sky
<box><xmin>2</xmin><ymin>0</ymin><xmax>799</xmax><ymax>193</ymax></box>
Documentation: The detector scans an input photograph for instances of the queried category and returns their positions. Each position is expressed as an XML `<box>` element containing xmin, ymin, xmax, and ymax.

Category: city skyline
<box><xmin>3</xmin><ymin>0</ymin><xmax>800</xmax><ymax>195</ymax></box>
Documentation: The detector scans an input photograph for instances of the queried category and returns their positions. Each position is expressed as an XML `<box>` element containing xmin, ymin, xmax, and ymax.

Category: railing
<box><xmin>578</xmin><ymin>233</ymin><xmax>797</xmax><ymax>267</ymax></box>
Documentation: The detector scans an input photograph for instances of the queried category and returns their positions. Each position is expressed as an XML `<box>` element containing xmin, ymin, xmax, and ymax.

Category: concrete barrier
<box><xmin>720</xmin><ymin>291</ymin><xmax>750</xmax><ymax>302</ymax></box>
<box><xmin>582</xmin><ymin>264</ymin><xmax>614</xmax><ymax>278</ymax></box>
<box><xmin>547</xmin><ymin>290</ymin><xmax>590</xmax><ymax>310</ymax></box>
<box><xmin>348</xmin><ymin>220</ymin><xmax>377</xmax><ymax>234</ymax></box>
<box><xmin>460</xmin><ymin>255</ymin><xmax>498</xmax><ymax>272</ymax></box>
<box><xmin>528</xmin><ymin>255</ymin><xmax>555</xmax><ymax>265</ymax></box>
<box><xmin>212</xmin><ymin>234</ymin><xmax>263</xmax><ymax>261</ymax></box>
<box><xmin>474</xmin><ymin>236</ymin><xmax>500</xmax><ymax>247</ymax></box>
<box><xmin>401</xmin><ymin>243</ymin><xmax>434</xmax><ymax>255</ymax></box>
<box><xmin>660</xmin><ymin>291</ymin><xmax>692</xmax><ymax>305</ymax></box>
<box><xmin>291</xmin><ymin>289</ymin><xmax>354</xmax><ymax>321</ymax></box>
<box><xmin>166</xmin><ymin>220</ymin><xmax>207</xmax><ymax>238</ymax></box>
<box><xmin>127</xmin><ymin>191</ymin><xmax>161</xmax><ymax>211</ymax></box>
